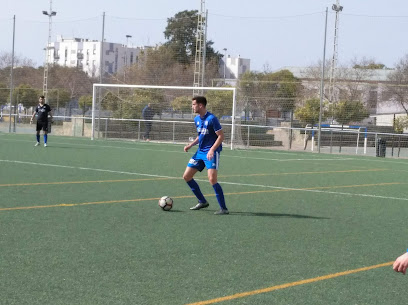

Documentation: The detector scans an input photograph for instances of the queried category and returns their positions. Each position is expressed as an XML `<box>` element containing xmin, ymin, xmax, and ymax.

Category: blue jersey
<box><xmin>194</xmin><ymin>111</ymin><xmax>222</xmax><ymax>153</ymax></box>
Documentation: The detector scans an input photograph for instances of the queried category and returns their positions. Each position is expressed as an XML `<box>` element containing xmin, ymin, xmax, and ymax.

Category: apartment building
<box><xmin>49</xmin><ymin>35</ymin><xmax>148</xmax><ymax>78</ymax></box>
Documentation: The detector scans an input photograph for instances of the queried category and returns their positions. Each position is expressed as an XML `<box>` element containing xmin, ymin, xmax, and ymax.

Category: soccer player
<box><xmin>30</xmin><ymin>95</ymin><xmax>53</xmax><ymax>147</ymax></box>
<box><xmin>183</xmin><ymin>96</ymin><xmax>229</xmax><ymax>215</ymax></box>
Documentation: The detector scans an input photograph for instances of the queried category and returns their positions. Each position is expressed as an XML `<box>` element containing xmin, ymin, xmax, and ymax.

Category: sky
<box><xmin>2</xmin><ymin>0</ymin><xmax>408</xmax><ymax>72</ymax></box>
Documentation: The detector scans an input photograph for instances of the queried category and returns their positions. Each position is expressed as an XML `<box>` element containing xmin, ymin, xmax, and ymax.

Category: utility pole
<box><xmin>328</xmin><ymin>0</ymin><xmax>343</xmax><ymax>105</ymax></box>
<box><xmin>193</xmin><ymin>0</ymin><xmax>206</xmax><ymax>96</ymax></box>
<box><xmin>42</xmin><ymin>0</ymin><xmax>57</xmax><ymax>103</ymax></box>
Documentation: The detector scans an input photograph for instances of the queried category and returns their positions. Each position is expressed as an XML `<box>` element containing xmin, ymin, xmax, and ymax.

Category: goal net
<box><xmin>91</xmin><ymin>84</ymin><xmax>242</xmax><ymax>149</ymax></box>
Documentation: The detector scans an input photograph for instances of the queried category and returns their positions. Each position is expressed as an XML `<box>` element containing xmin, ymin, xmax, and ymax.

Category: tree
<box><xmin>304</xmin><ymin>58</ymin><xmax>383</xmax><ymax>104</ymax></box>
<box><xmin>386</xmin><ymin>54</ymin><xmax>408</xmax><ymax>115</ymax></box>
<box><xmin>47</xmin><ymin>89</ymin><xmax>71</xmax><ymax>112</ymax></box>
<box><xmin>127</xmin><ymin>46</ymin><xmax>192</xmax><ymax>86</ymax></box>
<box><xmin>12</xmin><ymin>84</ymin><xmax>39</xmax><ymax>108</ymax></box>
<box><xmin>393</xmin><ymin>116</ymin><xmax>408</xmax><ymax>133</ymax></box>
<box><xmin>171</xmin><ymin>95</ymin><xmax>191</xmax><ymax>118</ymax></box>
<box><xmin>49</xmin><ymin>65</ymin><xmax>94</xmax><ymax>99</ymax></box>
<box><xmin>329</xmin><ymin>100</ymin><xmax>370</xmax><ymax>125</ymax></box>
<box><xmin>295</xmin><ymin>98</ymin><xmax>328</xmax><ymax>126</ymax></box>
<box><xmin>78</xmin><ymin>95</ymin><xmax>93</xmax><ymax>115</ymax></box>
<box><xmin>164</xmin><ymin>10</ymin><xmax>220</xmax><ymax>65</ymax></box>
<box><xmin>0</xmin><ymin>82</ymin><xmax>9</xmax><ymax>105</ymax></box>
<box><xmin>205</xmin><ymin>88</ymin><xmax>234</xmax><ymax>119</ymax></box>
<box><xmin>102</xmin><ymin>88</ymin><xmax>166</xmax><ymax>119</ymax></box>
<box><xmin>239</xmin><ymin>70</ymin><xmax>301</xmax><ymax>124</ymax></box>
<box><xmin>335</xmin><ymin>58</ymin><xmax>379</xmax><ymax>104</ymax></box>
<box><xmin>0</xmin><ymin>52</ymin><xmax>35</xmax><ymax>69</ymax></box>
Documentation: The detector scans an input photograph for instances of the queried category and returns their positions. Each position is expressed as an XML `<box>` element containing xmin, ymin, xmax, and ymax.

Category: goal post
<box><xmin>91</xmin><ymin>84</ymin><xmax>238</xmax><ymax>149</ymax></box>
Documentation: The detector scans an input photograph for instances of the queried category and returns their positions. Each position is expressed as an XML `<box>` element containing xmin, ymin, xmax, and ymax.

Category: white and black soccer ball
<box><xmin>158</xmin><ymin>196</ymin><xmax>173</xmax><ymax>211</ymax></box>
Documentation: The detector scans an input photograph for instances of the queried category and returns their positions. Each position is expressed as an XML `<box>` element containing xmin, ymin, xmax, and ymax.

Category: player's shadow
<box><xmin>44</xmin><ymin>145</ymin><xmax>89</xmax><ymax>149</ymax></box>
<box><xmin>220</xmin><ymin>211</ymin><xmax>329</xmax><ymax>219</ymax></box>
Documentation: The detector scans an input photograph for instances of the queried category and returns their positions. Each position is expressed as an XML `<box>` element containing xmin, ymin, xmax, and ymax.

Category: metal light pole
<box><xmin>223</xmin><ymin>48</ymin><xmax>227</xmax><ymax>82</ymax></box>
<box><xmin>125</xmin><ymin>34</ymin><xmax>132</xmax><ymax>66</ymax></box>
<box><xmin>42</xmin><ymin>0</ymin><xmax>57</xmax><ymax>103</ymax></box>
<box><xmin>124</xmin><ymin>34</ymin><xmax>132</xmax><ymax>82</ymax></box>
<box><xmin>8</xmin><ymin>15</ymin><xmax>16</xmax><ymax>133</ymax></box>
<box><xmin>328</xmin><ymin>0</ymin><xmax>343</xmax><ymax>105</ymax></box>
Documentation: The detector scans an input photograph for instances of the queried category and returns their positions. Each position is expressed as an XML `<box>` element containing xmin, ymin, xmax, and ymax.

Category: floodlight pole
<box><xmin>8</xmin><ymin>15</ymin><xmax>16</xmax><ymax>133</ymax></box>
<box><xmin>223</xmin><ymin>48</ymin><xmax>227</xmax><ymax>82</ymax></box>
<box><xmin>318</xmin><ymin>8</ymin><xmax>329</xmax><ymax>153</ymax></box>
<box><xmin>42</xmin><ymin>0</ymin><xmax>57</xmax><ymax>103</ymax></box>
<box><xmin>328</xmin><ymin>0</ymin><xmax>343</xmax><ymax>106</ymax></box>
<box><xmin>124</xmin><ymin>34</ymin><xmax>132</xmax><ymax>82</ymax></box>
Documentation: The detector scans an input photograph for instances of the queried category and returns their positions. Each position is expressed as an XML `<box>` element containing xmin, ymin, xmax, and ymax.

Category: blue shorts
<box><xmin>187</xmin><ymin>150</ymin><xmax>220</xmax><ymax>171</ymax></box>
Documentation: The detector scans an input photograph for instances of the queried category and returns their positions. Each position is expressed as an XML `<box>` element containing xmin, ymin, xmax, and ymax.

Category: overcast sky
<box><xmin>1</xmin><ymin>0</ymin><xmax>408</xmax><ymax>71</ymax></box>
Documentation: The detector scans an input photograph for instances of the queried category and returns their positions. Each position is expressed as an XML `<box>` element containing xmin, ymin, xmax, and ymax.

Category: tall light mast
<box><xmin>193</xmin><ymin>0</ymin><xmax>206</xmax><ymax>96</ymax></box>
<box><xmin>42</xmin><ymin>0</ymin><xmax>57</xmax><ymax>103</ymax></box>
<box><xmin>328</xmin><ymin>1</ymin><xmax>343</xmax><ymax>104</ymax></box>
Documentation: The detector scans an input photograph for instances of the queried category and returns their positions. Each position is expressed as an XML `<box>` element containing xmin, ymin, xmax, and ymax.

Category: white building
<box><xmin>48</xmin><ymin>35</ymin><xmax>149</xmax><ymax>78</ymax></box>
<box><xmin>220</xmin><ymin>55</ymin><xmax>250</xmax><ymax>80</ymax></box>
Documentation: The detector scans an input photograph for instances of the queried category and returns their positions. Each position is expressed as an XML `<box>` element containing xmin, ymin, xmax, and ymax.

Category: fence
<box><xmin>3</xmin><ymin>113</ymin><xmax>408</xmax><ymax>158</ymax></box>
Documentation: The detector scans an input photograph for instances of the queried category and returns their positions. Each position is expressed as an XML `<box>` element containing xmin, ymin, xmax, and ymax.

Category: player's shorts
<box><xmin>36</xmin><ymin>120</ymin><xmax>48</xmax><ymax>132</ymax></box>
<box><xmin>187</xmin><ymin>150</ymin><xmax>220</xmax><ymax>171</ymax></box>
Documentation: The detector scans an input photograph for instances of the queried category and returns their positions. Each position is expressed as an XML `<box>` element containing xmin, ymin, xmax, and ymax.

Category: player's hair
<box><xmin>192</xmin><ymin>96</ymin><xmax>207</xmax><ymax>107</ymax></box>
<box><xmin>39</xmin><ymin>95</ymin><xmax>45</xmax><ymax>99</ymax></box>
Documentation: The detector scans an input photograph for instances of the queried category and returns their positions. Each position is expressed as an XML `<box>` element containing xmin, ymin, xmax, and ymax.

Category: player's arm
<box><xmin>207</xmin><ymin>129</ymin><xmax>224</xmax><ymax>160</ymax></box>
<box><xmin>48</xmin><ymin>108</ymin><xmax>53</xmax><ymax>121</ymax></box>
<box><xmin>30</xmin><ymin>109</ymin><xmax>37</xmax><ymax>123</ymax></box>
<box><xmin>393</xmin><ymin>252</ymin><xmax>408</xmax><ymax>274</ymax></box>
<box><xmin>184</xmin><ymin>136</ymin><xmax>199</xmax><ymax>152</ymax></box>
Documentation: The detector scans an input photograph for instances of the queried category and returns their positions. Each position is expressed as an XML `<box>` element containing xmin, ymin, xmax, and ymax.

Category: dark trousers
<box><xmin>144</xmin><ymin>121</ymin><xmax>152</xmax><ymax>139</ymax></box>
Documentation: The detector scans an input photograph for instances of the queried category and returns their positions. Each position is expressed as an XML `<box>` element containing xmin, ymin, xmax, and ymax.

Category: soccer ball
<box><xmin>158</xmin><ymin>196</ymin><xmax>173</xmax><ymax>211</ymax></box>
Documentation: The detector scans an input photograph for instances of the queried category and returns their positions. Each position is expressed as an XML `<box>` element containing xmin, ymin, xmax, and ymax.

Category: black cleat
<box><xmin>190</xmin><ymin>202</ymin><xmax>209</xmax><ymax>210</ymax></box>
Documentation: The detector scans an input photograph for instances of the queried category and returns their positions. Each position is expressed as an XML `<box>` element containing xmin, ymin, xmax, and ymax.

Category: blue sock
<box><xmin>36</xmin><ymin>134</ymin><xmax>40</xmax><ymax>142</ymax></box>
<box><xmin>187</xmin><ymin>179</ymin><xmax>207</xmax><ymax>203</ymax></box>
<box><xmin>44</xmin><ymin>134</ymin><xmax>48</xmax><ymax>144</ymax></box>
<box><xmin>213</xmin><ymin>183</ymin><xmax>227</xmax><ymax>210</ymax></box>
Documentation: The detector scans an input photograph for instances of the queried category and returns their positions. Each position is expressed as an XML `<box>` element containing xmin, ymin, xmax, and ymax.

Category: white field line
<box><xmin>0</xmin><ymin>159</ymin><xmax>406</xmax><ymax>202</ymax></box>
<box><xmin>2</xmin><ymin>138</ymin><xmax>357</xmax><ymax>162</ymax></box>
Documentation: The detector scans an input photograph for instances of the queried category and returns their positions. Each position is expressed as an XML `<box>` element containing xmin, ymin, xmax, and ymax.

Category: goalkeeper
<box><xmin>30</xmin><ymin>95</ymin><xmax>53</xmax><ymax>147</ymax></box>
<box><xmin>183</xmin><ymin>96</ymin><xmax>229</xmax><ymax>215</ymax></box>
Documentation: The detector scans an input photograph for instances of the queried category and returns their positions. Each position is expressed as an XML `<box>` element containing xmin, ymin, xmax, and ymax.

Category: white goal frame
<box><xmin>92</xmin><ymin>84</ymin><xmax>237</xmax><ymax>149</ymax></box>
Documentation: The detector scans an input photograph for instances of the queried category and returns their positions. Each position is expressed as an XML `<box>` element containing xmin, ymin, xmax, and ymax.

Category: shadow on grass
<box><xmin>219</xmin><ymin>211</ymin><xmax>329</xmax><ymax>219</ymax></box>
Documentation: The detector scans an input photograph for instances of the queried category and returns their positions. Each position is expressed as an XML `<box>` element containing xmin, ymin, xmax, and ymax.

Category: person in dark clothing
<box><xmin>30</xmin><ymin>95</ymin><xmax>53</xmax><ymax>147</ymax></box>
<box><xmin>142</xmin><ymin>103</ymin><xmax>154</xmax><ymax>141</ymax></box>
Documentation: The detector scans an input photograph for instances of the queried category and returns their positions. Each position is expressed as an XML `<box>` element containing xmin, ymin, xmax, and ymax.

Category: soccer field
<box><xmin>1</xmin><ymin>133</ymin><xmax>408</xmax><ymax>305</ymax></box>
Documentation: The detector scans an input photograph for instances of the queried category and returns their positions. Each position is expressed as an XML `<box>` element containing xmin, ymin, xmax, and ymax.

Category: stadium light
<box><xmin>43</xmin><ymin>10</ymin><xmax>57</xmax><ymax>16</ymax></box>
